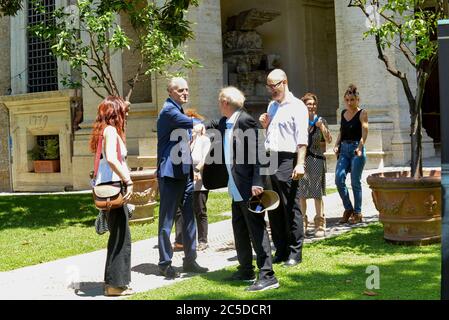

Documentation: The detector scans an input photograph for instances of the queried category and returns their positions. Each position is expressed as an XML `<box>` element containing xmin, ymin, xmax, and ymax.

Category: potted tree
<box><xmin>349</xmin><ymin>0</ymin><xmax>448</xmax><ymax>244</ymax></box>
<box><xmin>29</xmin><ymin>139</ymin><xmax>61</xmax><ymax>173</ymax></box>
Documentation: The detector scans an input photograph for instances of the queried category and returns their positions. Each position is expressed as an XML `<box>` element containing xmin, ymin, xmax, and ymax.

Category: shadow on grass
<box><xmin>0</xmin><ymin>194</ymin><xmax>97</xmax><ymax>231</ymax></box>
<box><xmin>0</xmin><ymin>193</ymin><xmax>226</xmax><ymax>232</ymax></box>
<box><xmin>313</xmin><ymin>223</ymin><xmax>440</xmax><ymax>257</ymax></box>
<box><xmin>132</xmin><ymin>224</ymin><xmax>441</xmax><ymax>300</ymax></box>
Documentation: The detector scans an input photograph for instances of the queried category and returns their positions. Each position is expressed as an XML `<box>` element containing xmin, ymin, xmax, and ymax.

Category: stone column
<box><xmin>155</xmin><ymin>0</ymin><xmax>224</xmax><ymax>120</ymax></box>
<box><xmin>0</xmin><ymin>16</ymin><xmax>12</xmax><ymax>191</ymax></box>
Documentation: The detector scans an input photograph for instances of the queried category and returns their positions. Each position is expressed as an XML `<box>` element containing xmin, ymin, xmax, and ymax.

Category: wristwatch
<box><xmin>194</xmin><ymin>167</ymin><xmax>200</xmax><ymax>173</ymax></box>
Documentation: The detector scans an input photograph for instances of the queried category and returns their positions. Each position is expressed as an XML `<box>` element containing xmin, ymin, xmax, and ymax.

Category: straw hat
<box><xmin>248</xmin><ymin>190</ymin><xmax>280</xmax><ymax>213</ymax></box>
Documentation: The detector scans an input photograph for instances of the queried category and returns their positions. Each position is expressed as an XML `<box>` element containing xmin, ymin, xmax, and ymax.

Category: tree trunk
<box><xmin>410</xmin><ymin>110</ymin><xmax>423</xmax><ymax>178</ymax></box>
<box><xmin>411</xmin><ymin>72</ymin><xmax>429</xmax><ymax>178</ymax></box>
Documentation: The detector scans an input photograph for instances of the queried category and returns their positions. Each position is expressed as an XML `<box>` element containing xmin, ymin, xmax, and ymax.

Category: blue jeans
<box><xmin>335</xmin><ymin>141</ymin><xmax>366</xmax><ymax>214</ymax></box>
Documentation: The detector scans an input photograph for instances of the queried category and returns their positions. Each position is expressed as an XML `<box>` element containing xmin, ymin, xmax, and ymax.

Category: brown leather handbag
<box><xmin>92</xmin><ymin>133</ymin><xmax>125</xmax><ymax>211</ymax></box>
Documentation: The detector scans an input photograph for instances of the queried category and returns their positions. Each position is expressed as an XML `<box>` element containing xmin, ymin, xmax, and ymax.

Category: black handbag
<box><xmin>202</xmin><ymin>134</ymin><xmax>228</xmax><ymax>190</ymax></box>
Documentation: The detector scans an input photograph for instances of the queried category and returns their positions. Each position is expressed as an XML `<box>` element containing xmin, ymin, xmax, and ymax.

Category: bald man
<box><xmin>157</xmin><ymin>77</ymin><xmax>208</xmax><ymax>279</ymax></box>
<box><xmin>259</xmin><ymin>69</ymin><xmax>308</xmax><ymax>267</ymax></box>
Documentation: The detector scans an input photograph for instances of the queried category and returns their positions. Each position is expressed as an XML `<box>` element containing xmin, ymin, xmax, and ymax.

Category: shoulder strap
<box><xmin>93</xmin><ymin>134</ymin><xmax>103</xmax><ymax>180</ymax></box>
<box><xmin>93</xmin><ymin>129</ymin><xmax>122</xmax><ymax>179</ymax></box>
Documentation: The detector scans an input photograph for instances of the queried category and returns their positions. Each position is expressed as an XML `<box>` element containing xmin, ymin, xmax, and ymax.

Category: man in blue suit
<box><xmin>157</xmin><ymin>77</ymin><xmax>209</xmax><ymax>279</ymax></box>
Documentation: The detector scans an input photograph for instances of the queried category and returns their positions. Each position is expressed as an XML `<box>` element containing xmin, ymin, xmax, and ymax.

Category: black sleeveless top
<box><xmin>340</xmin><ymin>109</ymin><xmax>363</xmax><ymax>142</ymax></box>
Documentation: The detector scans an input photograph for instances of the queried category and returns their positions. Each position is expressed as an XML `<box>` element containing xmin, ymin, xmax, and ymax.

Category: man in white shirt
<box><xmin>259</xmin><ymin>69</ymin><xmax>308</xmax><ymax>267</ymax></box>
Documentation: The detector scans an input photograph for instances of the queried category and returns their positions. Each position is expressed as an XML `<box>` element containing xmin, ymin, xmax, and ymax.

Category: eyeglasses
<box><xmin>265</xmin><ymin>80</ymin><xmax>284</xmax><ymax>90</ymax></box>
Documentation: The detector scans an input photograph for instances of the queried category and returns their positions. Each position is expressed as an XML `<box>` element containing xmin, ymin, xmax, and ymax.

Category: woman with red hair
<box><xmin>90</xmin><ymin>96</ymin><xmax>134</xmax><ymax>296</ymax></box>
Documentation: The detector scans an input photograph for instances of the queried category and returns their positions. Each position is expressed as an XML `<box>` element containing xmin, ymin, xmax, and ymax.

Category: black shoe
<box><xmin>227</xmin><ymin>271</ymin><xmax>256</xmax><ymax>282</ymax></box>
<box><xmin>159</xmin><ymin>265</ymin><xmax>180</xmax><ymax>279</ymax></box>
<box><xmin>272</xmin><ymin>256</ymin><xmax>287</xmax><ymax>264</ymax></box>
<box><xmin>183</xmin><ymin>261</ymin><xmax>209</xmax><ymax>273</ymax></box>
<box><xmin>284</xmin><ymin>259</ymin><xmax>301</xmax><ymax>267</ymax></box>
<box><xmin>246</xmin><ymin>278</ymin><xmax>280</xmax><ymax>292</ymax></box>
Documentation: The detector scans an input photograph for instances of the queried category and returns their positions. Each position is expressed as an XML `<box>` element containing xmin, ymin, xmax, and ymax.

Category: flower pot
<box><xmin>367</xmin><ymin>170</ymin><xmax>441</xmax><ymax>245</ymax></box>
<box><xmin>33</xmin><ymin>160</ymin><xmax>60</xmax><ymax>173</ymax></box>
<box><xmin>128</xmin><ymin>168</ymin><xmax>158</xmax><ymax>224</ymax></box>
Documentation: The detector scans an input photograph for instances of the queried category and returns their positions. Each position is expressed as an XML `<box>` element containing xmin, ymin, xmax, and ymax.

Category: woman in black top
<box><xmin>333</xmin><ymin>84</ymin><xmax>369</xmax><ymax>224</ymax></box>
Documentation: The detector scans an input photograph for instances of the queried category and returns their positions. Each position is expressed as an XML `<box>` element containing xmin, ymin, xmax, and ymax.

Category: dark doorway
<box><xmin>422</xmin><ymin>62</ymin><xmax>441</xmax><ymax>151</ymax></box>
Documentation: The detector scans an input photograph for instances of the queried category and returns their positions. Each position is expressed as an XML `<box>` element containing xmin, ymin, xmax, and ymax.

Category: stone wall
<box><xmin>0</xmin><ymin>104</ymin><xmax>11</xmax><ymax>191</ymax></box>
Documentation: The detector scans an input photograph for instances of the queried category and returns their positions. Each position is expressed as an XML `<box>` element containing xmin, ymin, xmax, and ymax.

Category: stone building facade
<box><xmin>0</xmin><ymin>0</ymin><xmax>438</xmax><ymax>192</ymax></box>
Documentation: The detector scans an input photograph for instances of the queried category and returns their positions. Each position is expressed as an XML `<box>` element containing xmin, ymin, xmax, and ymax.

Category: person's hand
<box><xmin>292</xmin><ymin>164</ymin><xmax>305</xmax><ymax>180</ymax></box>
<box><xmin>259</xmin><ymin>113</ymin><xmax>270</xmax><ymax>129</ymax></box>
<box><xmin>193</xmin><ymin>123</ymin><xmax>205</xmax><ymax>135</ymax></box>
<box><xmin>194</xmin><ymin>172</ymin><xmax>201</xmax><ymax>181</ymax></box>
<box><xmin>123</xmin><ymin>184</ymin><xmax>133</xmax><ymax>203</ymax></box>
<box><xmin>354</xmin><ymin>148</ymin><xmax>362</xmax><ymax>157</ymax></box>
<box><xmin>316</xmin><ymin>117</ymin><xmax>323</xmax><ymax>129</ymax></box>
<box><xmin>333</xmin><ymin>145</ymin><xmax>339</xmax><ymax>154</ymax></box>
<box><xmin>252</xmin><ymin>186</ymin><xmax>264</xmax><ymax>197</ymax></box>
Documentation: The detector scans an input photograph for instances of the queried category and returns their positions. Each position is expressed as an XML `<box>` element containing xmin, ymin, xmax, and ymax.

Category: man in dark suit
<box><xmin>203</xmin><ymin>86</ymin><xmax>279</xmax><ymax>292</ymax></box>
<box><xmin>156</xmin><ymin>77</ymin><xmax>208</xmax><ymax>279</ymax></box>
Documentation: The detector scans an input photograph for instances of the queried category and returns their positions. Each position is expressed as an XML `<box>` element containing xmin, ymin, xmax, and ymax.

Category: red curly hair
<box><xmin>89</xmin><ymin>96</ymin><xmax>127</xmax><ymax>153</ymax></box>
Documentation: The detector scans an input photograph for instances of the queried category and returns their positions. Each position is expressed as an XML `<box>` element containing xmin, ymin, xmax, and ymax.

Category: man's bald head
<box><xmin>266</xmin><ymin>69</ymin><xmax>289</xmax><ymax>103</ymax></box>
<box><xmin>267</xmin><ymin>69</ymin><xmax>287</xmax><ymax>83</ymax></box>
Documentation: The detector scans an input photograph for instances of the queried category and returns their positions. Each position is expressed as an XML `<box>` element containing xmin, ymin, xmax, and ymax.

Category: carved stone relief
<box><xmin>223</xmin><ymin>8</ymin><xmax>281</xmax><ymax>116</ymax></box>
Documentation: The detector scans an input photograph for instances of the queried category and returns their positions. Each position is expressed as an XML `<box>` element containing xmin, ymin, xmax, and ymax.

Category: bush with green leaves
<box><xmin>28</xmin><ymin>139</ymin><xmax>59</xmax><ymax>160</ymax></box>
<box><xmin>44</xmin><ymin>139</ymin><xmax>59</xmax><ymax>160</ymax></box>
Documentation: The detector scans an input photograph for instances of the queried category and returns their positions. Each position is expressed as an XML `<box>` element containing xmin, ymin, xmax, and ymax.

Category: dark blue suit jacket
<box><xmin>157</xmin><ymin>98</ymin><xmax>193</xmax><ymax>179</ymax></box>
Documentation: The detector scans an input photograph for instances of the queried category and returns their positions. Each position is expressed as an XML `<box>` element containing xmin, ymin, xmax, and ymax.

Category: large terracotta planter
<box><xmin>128</xmin><ymin>168</ymin><xmax>158</xmax><ymax>224</ymax></box>
<box><xmin>33</xmin><ymin>160</ymin><xmax>60</xmax><ymax>173</ymax></box>
<box><xmin>367</xmin><ymin>170</ymin><xmax>441</xmax><ymax>245</ymax></box>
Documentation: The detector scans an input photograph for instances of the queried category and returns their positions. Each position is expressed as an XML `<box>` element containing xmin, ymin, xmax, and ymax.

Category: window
<box><xmin>27</xmin><ymin>0</ymin><xmax>58</xmax><ymax>93</ymax></box>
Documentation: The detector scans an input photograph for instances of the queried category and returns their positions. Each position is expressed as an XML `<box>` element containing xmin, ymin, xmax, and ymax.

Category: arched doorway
<box><xmin>220</xmin><ymin>0</ymin><xmax>339</xmax><ymax>123</ymax></box>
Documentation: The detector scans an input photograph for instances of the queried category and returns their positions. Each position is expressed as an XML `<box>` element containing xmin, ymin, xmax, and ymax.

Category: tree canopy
<box><xmin>4</xmin><ymin>0</ymin><xmax>200</xmax><ymax>101</ymax></box>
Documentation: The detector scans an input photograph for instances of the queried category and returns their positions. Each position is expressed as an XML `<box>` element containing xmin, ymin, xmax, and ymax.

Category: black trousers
<box><xmin>175</xmin><ymin>190</ymin><xmax>209</xmax><ymax>244</ymax></box>
<box><xmin>268</xmin><ymin>152</ymin><xmax>304</xmax><ymax>262</ymax></box>
<box><xmin>104</xmin><ymin>205</ymin><xmax>131</xmax><ymax>287</ymax></box>
<box><xmin>232</xmin><ymin>201</ymin><xmax>274</xmax><ymax>280</ymax></box>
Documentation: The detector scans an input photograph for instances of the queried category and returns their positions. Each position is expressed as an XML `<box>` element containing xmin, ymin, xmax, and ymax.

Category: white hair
<box><xmin>167</xmin><ymin>77</ymin><xmax>188</xmax><ymax>91</ymax></box>
<box><xmin>219</xmin><ymin>86</ymin><xmax>245</xmax><ymax>108</ymax></box>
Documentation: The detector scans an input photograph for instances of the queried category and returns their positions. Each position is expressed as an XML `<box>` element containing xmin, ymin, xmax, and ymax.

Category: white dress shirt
<box><xmin>224</xmin><ymin>110</ymin><xmax>243</xmax><ymax>201</ymax></box>
<box><xmin>264</xmin><ymin>92</ymin><xmax>309</xmax><ymax>153</ymax></box>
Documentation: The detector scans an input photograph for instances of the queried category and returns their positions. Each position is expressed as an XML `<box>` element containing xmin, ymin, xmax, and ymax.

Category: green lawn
<box><xmin>0</xmin><ymin>192</ymin><xmax>231</xmax><ymax>271</ymax></box>
<box><xmin>130</xmin><ymin>224</ymin><xmax>441</xmax><ymax>300</ymax></box>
